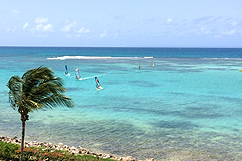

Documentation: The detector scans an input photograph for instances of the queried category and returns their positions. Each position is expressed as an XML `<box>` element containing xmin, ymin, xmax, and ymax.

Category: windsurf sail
<box><xmin>139</xmin><ymin>61</ymin><xmax>142</xmax><ymax>70</ymax></box>
<box><xmin>152</xmin><ymin>60</ymin><xmax>155</xmax><ymax>67</ymax></box>
<box><xmin>75</xmin><ymin>68</ymin><xmax>81</xmax><ymax>79</ymax></box>
<box><xmin>65</xmin><ymin>65</ymin><xmax>70</xmax><ymax>75</ymax></box>
<box><xmin>95</xmin><ymin>77</ymin><xmax>102</xmax><ymax>89</ymax></box>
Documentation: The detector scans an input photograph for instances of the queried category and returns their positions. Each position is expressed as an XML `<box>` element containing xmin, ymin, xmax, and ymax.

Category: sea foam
<box><xmin>47</xmin><ymin>56</ymin><xmax>153</xmax><ymax>60</ymax></box>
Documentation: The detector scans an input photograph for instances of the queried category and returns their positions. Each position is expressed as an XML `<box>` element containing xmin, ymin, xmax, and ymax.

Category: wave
<box><xmin>78</xmin><ymin>76</ymin><xmax>95</xmax><ymax>80</ymax></box>
<box><xmin>47</xmin><ymin>56</ymin><xmax>153</xmax><ymax>60</ymax></box>
<box><xmin>76</xmin><ymin>73</ymin><xmax>107</xmax><ymax>81</ymax></box>
<box><xmin>200</xmin><ymin>58</ymin><xmax>242</xmax><ymax>60</ymax></box>
<box><xmin>47</xmin><ymin>56</ymin><xmax>242</xmax><ymax>61</ymax></box>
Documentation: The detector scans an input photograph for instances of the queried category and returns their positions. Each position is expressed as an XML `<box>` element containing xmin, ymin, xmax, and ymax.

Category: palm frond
<box><xmin>7</xmin><ymin>76</ymin><xmax>23</xmax><ymax>110</ymax></box>
<box><xmin>8</xmin><ymin>66</ymin><xmax>74</xmax><ymax>114</ymax></box>
<box><xmin>40</xmin><ymin>94</ymin><xmax>74</xmax><ymax>109</ymax></box>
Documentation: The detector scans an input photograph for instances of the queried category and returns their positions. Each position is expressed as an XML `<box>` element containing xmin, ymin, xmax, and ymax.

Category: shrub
<box><xmin>0</xmin><ymin>141</ymin><xmax>19</xmax><ymax>160</ymax></box>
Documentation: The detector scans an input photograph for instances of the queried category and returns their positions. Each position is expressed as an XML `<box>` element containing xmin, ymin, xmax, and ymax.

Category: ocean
<box><xmin>1</xmin><ymin>47</ymin><xmax>242</xmax><ymax>160</ymax></box>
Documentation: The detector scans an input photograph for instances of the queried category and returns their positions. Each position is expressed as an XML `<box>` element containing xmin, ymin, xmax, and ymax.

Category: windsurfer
<box><xmin>95</xmin><ymin>77</ymin><xmax>102</xmax><ymax>89</ymax></box>
<box><xmin>65</xmin><ymin>65</ymin><xmax>70</xmax><ymax>76</ymax></box>
<box><xmin>76</xmin><ymin>68</ymin><xmax>80</xmax><ymax>79</ymax></box>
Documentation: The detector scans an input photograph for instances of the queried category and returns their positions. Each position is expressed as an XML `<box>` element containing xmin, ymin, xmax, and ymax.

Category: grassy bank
<box><xmin>0</xmin><ymin>141</ymin><xmax>115</xmax><ymax>161</ymax></box>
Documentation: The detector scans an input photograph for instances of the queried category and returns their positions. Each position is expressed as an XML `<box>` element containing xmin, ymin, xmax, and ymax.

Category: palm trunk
<box><xmin>20</xmin><ymin>119</ymin><xmax>25</xmax><ymax>161</ymax></box>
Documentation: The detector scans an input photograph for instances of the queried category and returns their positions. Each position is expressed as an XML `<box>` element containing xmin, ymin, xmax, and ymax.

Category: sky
<box><xmin>0</xmin><ymin>0</ymin><xmax>242</xmax><ymax>48</ymax></box>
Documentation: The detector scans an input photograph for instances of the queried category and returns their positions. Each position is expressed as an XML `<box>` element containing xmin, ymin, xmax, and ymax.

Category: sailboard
<box><xmin>152</xmin><ymin>60</ymin><xmax>155</xmax><ymax>67</ymax></box>
<box><xmin>139</xmin><ymin>61</ymin><xmax>142</xmax><ymax>70</ymax></box>
<box><xmin>65</xmin><ymin>65</ymin><xmax>70</xmax><ymax>76</ymax></box>
<box><xmin>95</xmin><ymin>77</ymin><xmax>103</xmax><ymax>90</ymax></box>
<box><xmin>75</xmin><ymin>68</ymin><xmax>81</xmax><ymax>80</ymax></box>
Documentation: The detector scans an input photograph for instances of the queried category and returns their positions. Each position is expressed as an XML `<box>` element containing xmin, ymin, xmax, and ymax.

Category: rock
<box><xmin>63</xmin><ymin>145</ymin><xmax>69</xmax><ymax>149</ymax></box>
<box><xmin>33</xmin><ymin>141</ymin><xmax>37</xmax><ymax>146</ymax></box>
<box><xmin>28</xmin><ymin>141</ymin><xmax>33</xmax><ymax>147</ymax></box>
<box><xmin>6</xmin><ymin>137</ymin><xmax>11</xmax><ymax>142</ymax></box>
<box><xmin>111</xmin><ymin>156</ymin><xmax>119</xmax><ymax>160</ymax></box>
<box><xmin>102</xmin><ymin>154</ymin><xmax>111</xmax><ymax>159</ymax></box>
<box><xmin>90</xmin><ymin>152</ymin><xmax>97</xmax><ymax>156</ymax></box>
<box><xmin>77</xmin><ymin>149</ymin><xmax>83</xmax><ymax>154</ymax></box>
<box><xmin>145</xmin><ymin>158</ymin><xmax>154</xmax><ymax>161</ymax></box>
<box><xmin>12</xmin><ymin>136</ymin><xmax>18</xmax><ymax>140</ymax></box>
<box><xmin>120</xmin><ymin>156</ymin><xmax>136</xmax><ymax>161</ymax></box>
<box><xmin>48</xmin><ymin>142</ymin><xmax>53</xmax><ymax>148</ymax></box>
<box><xmin>81</xmin><ymin>148</ymin><xmax>89</xmax><ymax>154</ymax></box>
<box><xmin>70</xmin><ymin>146</ymin><xmax>76</xmax><ymax>150</ymax></box>
<box><xmin>75</xmin><ymin>149</ymin><xmax>79</xmax><ymax>154</ymax></box>
<box><xmin>44</xmin><ymin>142</ymin><xmax>48</xmax><ymax>147</ymax></box>
<box><xmin>58</xmin><ymin>143</ymin><xmax>64</xmax><ymax>148</ymax></box>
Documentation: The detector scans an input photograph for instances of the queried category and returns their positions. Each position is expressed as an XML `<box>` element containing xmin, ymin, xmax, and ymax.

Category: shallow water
<box><xmin>1</xmin><ymin>47</ymin><xmax>242</xmax><ymax>160</ymax></box>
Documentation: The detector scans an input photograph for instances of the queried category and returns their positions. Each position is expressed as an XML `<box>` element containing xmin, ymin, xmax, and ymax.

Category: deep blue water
<box><xmin>1</xmin><ymin>47</ymin><xmax>242</xmax><ymax>58</ymax></box>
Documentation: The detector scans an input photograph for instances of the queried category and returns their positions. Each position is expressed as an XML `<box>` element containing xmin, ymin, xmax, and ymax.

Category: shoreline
<box><xmin>0</xmin><ymin>135</ymin><xmax>153</xmax><ymax>161</ymax></box>
<box><xmin>1</xmin><ymin>135</ymin><xmax>238</xmax><ymax>161</ymax></box>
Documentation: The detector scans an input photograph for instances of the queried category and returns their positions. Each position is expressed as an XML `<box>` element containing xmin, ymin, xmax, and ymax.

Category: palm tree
<box><xmin>7</xmin><ymin>66</ymin><xmax>74</xmax><ymax>161</ymax></box>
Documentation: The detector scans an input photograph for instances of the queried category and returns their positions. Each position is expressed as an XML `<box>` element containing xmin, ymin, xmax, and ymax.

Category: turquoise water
<box><xmin>1</xmin><ymin>47</ymin><xmax>242</xmax><ymax>160</ymax></box>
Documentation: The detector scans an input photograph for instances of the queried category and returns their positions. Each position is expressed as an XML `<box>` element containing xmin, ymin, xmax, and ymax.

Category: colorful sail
<box><xmin>95</xmin><ymin>77</ymin><xmax>102</xmax><ymax>89</ymax></box>
<box><xmin>75</xmin><ymin>68</ymin><xmax>81</xmax><ymax>79</ymax></box>
<box><xmin>65</xmin><ymin>65</ymin><xmax>70</xmax><ymax>75</ymax></box>
<box><xmin>152</xmin><ymin>60</ymin><xmax>155</xmax><ymax>67</ymax></box>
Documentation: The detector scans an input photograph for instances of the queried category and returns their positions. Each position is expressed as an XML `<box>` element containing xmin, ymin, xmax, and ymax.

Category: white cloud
<box><xmin>33</xmin><ymin>17</ymin><xmax>53</xmax><ymax>33</ymax></box>
<box><xmin>6</xmin><ymin>28</ymin><xmax>16</xmax><ymax>32</ymax></box>
<box><xmin>43</xmin><ymin>24</ymin><xmax>54</xmax><ymax>32</ymax></box>
<box><xmin>167</xmin><ymin>18</ymin><xmax>172</xmax><ymax>24</ymax></box>
<box><xmin>199</xmin><ymin>27</ymin><xmax>210</xmax><ymax>34</ymax></box>
<box><xmin>100</xmin><ymin>32</ymin><xmax>107</xmax><ymax>38</ymax></box>
<box><xmin>23</xmin><ymin>22</ymin><xmax>29</xmax><ymax>31</ymax></box>
<box><xmin>222</xmin><ymin>29</ymin><xmax>236</xmax><ymax>35</ymax></box>
<box><xmin>35</xmin><ymin>17</ymin><xmax>49</xmax><ymax>24</ymax></box>
<box><xmin>61</xmin><ymin>21</ymin><xmax>77</xmax><ymax>32</ymax></box>
<box><xmin>35</xmin><ymin>24</ymin><xmax>54</xmax><ymax>32</ymax></box>
<box><xmin>76</xmin><ymin>27</ymin><xmax>90</xmax><ymax>34</ymax></box>
<box><xmin>11</xmin><ymin>10</ymin><xmax>19</xmax><ymax>14</ymax></box>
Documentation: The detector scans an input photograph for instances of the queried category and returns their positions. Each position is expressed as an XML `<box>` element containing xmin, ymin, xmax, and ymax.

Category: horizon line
<box><xmin>0</xmin><ymin>45</ymin><xmax>241</xmax><ymax>49</ymax></box>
